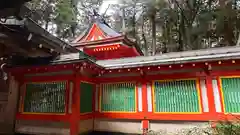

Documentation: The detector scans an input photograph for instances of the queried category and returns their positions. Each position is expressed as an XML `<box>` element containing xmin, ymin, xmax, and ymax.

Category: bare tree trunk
<box><xmin>237</xmin><ymin>33</ymin><xmax>240</xmax><ymax>46</ymax></box>
<box><xmin>121</xmin><ymin>8</ymin><xmax>126</xmax><ymax>34</ymax></box>
<box><xmin>185</xmin><ymin>27</ymin><xmax>192</xmax><ymax>50</ymax></box>
<box><xmin>151</xmin><ymin>14</ymin><xmax>156</xmax><ymax>55</ymax></box>
<box><xmin>132</xmin><ymin>0</ymin><xmax>137</xmax><ymax>40</ymax></box>
<box><xmin>178</xmin><ymin>11</ymin><xmax>185</xmax><ymax>51</ymax></box>
<box><xmin>142</xmin><ymin>15</ymin><xmax>148</xmax><ymax>56</ymax></box>
<box><xmin>219</xmin><ymin>0</ymin><xmax>235</xmax><ymax>46</ymax></box>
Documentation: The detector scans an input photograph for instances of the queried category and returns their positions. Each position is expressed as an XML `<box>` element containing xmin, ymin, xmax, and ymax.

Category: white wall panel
<box><xmin>212</xmin><ymin>79</ymin><xmax>222</xmax><ymax>112</ymax></box>
<box><xmin>200</xmin><ymin>79</ymin><xmax>209</xmax><ymax>112</ymax></box>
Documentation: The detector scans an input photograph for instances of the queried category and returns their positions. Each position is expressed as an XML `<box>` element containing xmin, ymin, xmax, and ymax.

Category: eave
<box><xmin>71</xmin><ymin>36</ymin><xmax>125</xmax><ymax>46</ymax></box>
<box><xmin>0</xmin><ymin>18</ymin><xmax>79</xmax><ymax>55</ymax></box>
<box><xmin>97</xmin><ymin>46</ymin><xmax>240</xmax><ymax>69</ymax></box>
<box><xmin>71</xmin><ymin>35</ymin><xmax>144</xmax><ymax>55</ymax></box>
<box><xmin>24</xmin><ymin>18</ymin><xmax>79</xmax><ymax>54</ymax></box>
<box><xmin>8</xmin><ymin>53</ymin><xmax>103</xmax><ymax>76</ymax></box>
<box><xmin>8</xmin><ymin>46</ymin><xmax>240</xmax><ymax>77</ymax></box>
<box><xmin>97</xmin><ymin>52</ymin><xmax>240</xmax><ymax>69</ymax></box>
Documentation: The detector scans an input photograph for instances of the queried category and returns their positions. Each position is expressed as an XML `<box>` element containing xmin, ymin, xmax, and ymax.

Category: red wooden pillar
<box><xmin>141</xmin><ymin>79</ymin><xmax>149</xmax><ymax>134</ymax></box>
<box><xmin>70</xmin><ymin>73</ymin><xmax>80</xmax><ymax>135</ymax></box>
<box><xmin>205</xmin><ymin>74</ymin><xmax>217</xmax><ymax>117</ymax></box>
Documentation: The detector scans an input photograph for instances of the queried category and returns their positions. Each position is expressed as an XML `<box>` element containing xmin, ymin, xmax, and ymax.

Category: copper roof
<box><xmin>97</xmin><ymin>46</ymin><xmax>240</xmax><ymax>69</ymax></box>
<box><xmin>48</xmin><ymin>46</ymin><xmax>240</xmax><ymax>69</ymax></box>
<box><xmin>72</xmin><ymin>20</ymin><xmax>121</xmax><ymax>43</ymax></box>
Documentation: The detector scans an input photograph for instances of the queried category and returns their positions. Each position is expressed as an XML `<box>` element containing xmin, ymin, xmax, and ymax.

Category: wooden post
<box><xmin>141</xmin><ymin>79</ymin><xmax>149</xmax><ymax>134</ymax></box>
<box><xmin>70</xmin><ymin>72</ymin><xmax>80</xmax><ymax>135</ymax></box>
<box><xmin>205</xmin><ymin>75</ymin><xmax>217</xmax><ymax>116</ymax></box>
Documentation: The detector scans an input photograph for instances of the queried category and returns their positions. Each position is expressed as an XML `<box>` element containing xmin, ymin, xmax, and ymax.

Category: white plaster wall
<box><xmin>15</xmin><ymin>126</ymin><xmax>70</xmax><ymax>135</ymax></box>
<box><xmin>15</xmin><ymin>120</ymin><xmax>70</xmax><ymax>135</ymax></box>
<box><xmin>94</xmin><ymin>119</ymin><xmax>209</xmax><ymax>134</ymax></box>
<box><xmin>150</xmin><ymin>121</ymin><xmax>210</xmax><ymax>134</ymax></box>
<box><xmin>79</xmin><ymin>119</ymin><xmax>94</xmax><ymax>134</ymax></box>
<box><xmin>94</xmin><ymin>119</ymin><xmax>142</xmax><ymax>134</ymax></box>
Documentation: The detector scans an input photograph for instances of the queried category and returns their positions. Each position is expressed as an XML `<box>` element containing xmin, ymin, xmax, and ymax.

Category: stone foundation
<box><xmin>94</xmin><ymin>119</ymin><xmax>142</xmax><ymax>134</ymax></box>
<box><xmin>149</xmin><ymin>121</ymin><xmax>210</xmax><ymax>134</ymax></box>
<box><xmin>79</xmin><ymin>119</ymin><xmax>94</xmax><ymax>134</ymax></box>
<box><xmin>14</xmin><ymin>119</ymin><xmax>211</xmax><ymax>135</ymax></box>
<box><xmin>15</xmin><ymin>120</ymin><xmax>70</xmax><ymax>135</ymax></box>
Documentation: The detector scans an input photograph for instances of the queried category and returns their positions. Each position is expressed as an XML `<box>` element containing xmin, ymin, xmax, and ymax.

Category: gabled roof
<box><xmin>71</xmin><ymin>15</ymin><xmax>143</xmax><ymax>57</ymax></box>
<box><xmin>72</xmin><ymin>20</ymin><xmax>121</xmax><ymax>43</ymax></box>
<box><xmin>96</xmin><ymin>21</ymin><xmax>121</xmax><ymax>37</ymax></box>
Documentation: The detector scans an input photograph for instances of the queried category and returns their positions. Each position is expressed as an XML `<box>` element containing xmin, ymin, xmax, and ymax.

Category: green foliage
<box><xmin>214</xmin><ymin>119</ymin><xmax>240</xmax><ymax>135</ymax></box>
<box><xmin>54</xmin><ymin>0</ymin><xmax>77</xmax><ymax>38</ymax></box>
<box><xmin>26</xmin><ymin>0</ymin><xmax>240</xmax><ymax>53</ymax></box>
<box><xmin>55</xmin><ymin>0</ymin><xmax>76</xmax><ymax>24</ymax></box>
<box><xmin>136</xmin><ymin>0</ymin><xmax>240</xmax><ymax>53</ymax></box>
<box><xmin>146</xmin><ymin>118</ymin><xmax>240</xmax><ymax>135</ymax></box>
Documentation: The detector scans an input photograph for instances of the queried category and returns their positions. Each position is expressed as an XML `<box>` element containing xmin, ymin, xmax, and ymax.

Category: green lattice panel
<box><xmin>154</xmin><ymin>79</ymin><xmax>200</xmax><ymax>113</ymax></box>
<box><xmin>221</xmin><ymin>77</ymin><xmax>240</xmax><ymax>113</ymax></box>
<box><xmin>80</xmin><ymin>82</ymin><xmax>94</xmax><ymax>114</ymax></box>
<box><xmin>101</xmin><ymin>82</ymin><xmax>136</xmax><ymax>112</ymax></box>
<box><xmin>23</xmin><ymin>81</ymin><xmax>66</xmax><ymax>113</ymax></box>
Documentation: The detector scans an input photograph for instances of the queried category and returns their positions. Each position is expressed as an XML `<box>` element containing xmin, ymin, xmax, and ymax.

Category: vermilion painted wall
<box><xmin>15</xmin><ymin>73</ymin><xmax>236</xmax><ymax>122</ymax></box>
<box><xmin>13</xmin><ymin>60</ymin><xmax>240</xmax><ymax>135</ymax></box>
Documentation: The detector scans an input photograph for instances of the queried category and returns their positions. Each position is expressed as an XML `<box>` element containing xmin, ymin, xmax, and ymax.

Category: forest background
<box><xmin>26</xmin><ymin>0</ymin><xmax>240</xmax><ymax>56</ymax></box>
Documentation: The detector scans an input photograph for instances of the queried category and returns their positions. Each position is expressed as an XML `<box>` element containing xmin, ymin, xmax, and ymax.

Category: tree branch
<box><xmin>189</xmin><ymin>0</ymin><xmax>202</xmax><ymax>25</ymax></box>
<box><xmin>237</xmin><ymin>32</ymin><xmax>240</xmax><ymax>46</ymax></box>
<box><xmin>171</xmin><ymin>0</ymin><xmax>188</xmax><ymax>22</ymax></box>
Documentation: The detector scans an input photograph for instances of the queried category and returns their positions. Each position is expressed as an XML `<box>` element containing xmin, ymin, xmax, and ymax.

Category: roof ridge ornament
<box><xmin>92</xmin><ymin>9</ymin><xmax>109</xmax><ymax>26</ymax></box>
<box><xmin>92</xmin><ymin>9</ymin><xmax>101</xmax><ymax>22</ymax></box>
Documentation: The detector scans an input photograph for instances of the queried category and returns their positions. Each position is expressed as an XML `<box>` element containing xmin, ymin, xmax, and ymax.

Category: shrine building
<box><xmin>4</xmin><ymin>14</ymin><xmax>240</xmax><ymax>135</ymax></box>
<box><xmin>71</xmin><ymin>16</ymin><xmax>143</xmax><ymax>60</ymax></box>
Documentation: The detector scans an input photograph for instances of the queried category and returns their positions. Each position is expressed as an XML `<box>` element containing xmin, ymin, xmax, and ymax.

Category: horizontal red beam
<box><xmin>94</xmin><ymin>112</ymin><xmax>143</xmax><ymax>120</ymax></box>
<box><xmin>17</xmin><ymin>112</ymin><xmax>240</xmax><ymax>122</ymax></box>
<box><xmin>78</xmin><ymin>76</ymin><xmax>95</xmax><ymax>83</ymax></box>
<box><xmin>16</xmin><ymin>113</ymin><xmax>70</xmax><ymax>122</ymax></box>
<box><xmin>96</xmin><ymin>72</ymin><xmax>204</xmax><ymax>83</ymax></box>
<box><xmin>79</xmin><ymin>113</ymin><xmax>94</xmax><ymax>120</ymax></box>
<box><xmin>9</xmin><ymin>61</ymin><xmax>102</xmax><ymax>75</ymax></box>
<box><xmin>23</xmin><ymin>75</ymin><xmax>74</xmax><ymax>82</ymax></box>
<box><xmin>147</xmin><ymin>113</ymin><xmax>214</xmax><ymax>121</ymax></box>
<box><xmin>211</xmin><ymin>69</ymin><xmax>240</xmax><ymax>76</ymax></box>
